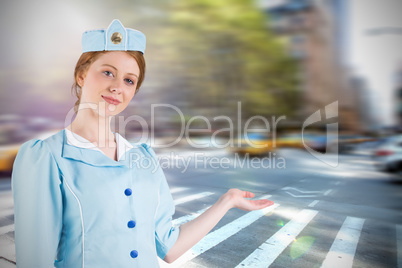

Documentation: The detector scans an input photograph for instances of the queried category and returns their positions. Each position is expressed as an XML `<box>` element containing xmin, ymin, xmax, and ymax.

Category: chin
<box><xmin>105</xmin><ymin>104</ymin><xmax>124</xmax><ymax>115</ymax></box>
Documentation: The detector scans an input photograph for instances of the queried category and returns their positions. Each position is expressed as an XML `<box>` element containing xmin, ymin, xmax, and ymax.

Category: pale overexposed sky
<box><xmin>348</xmin><ymin>0</ymin><xmax>402</xmax><ymax>126</ymax></box>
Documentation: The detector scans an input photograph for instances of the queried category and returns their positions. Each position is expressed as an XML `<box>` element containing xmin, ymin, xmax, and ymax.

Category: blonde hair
<box><xmin>71</xmin><ymin>51</ymin><xmax>146</xmax><ymax>114</ymax></box>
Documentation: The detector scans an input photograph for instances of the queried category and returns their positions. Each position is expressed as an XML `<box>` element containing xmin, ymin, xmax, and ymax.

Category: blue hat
<box><xmin>81</xmin><ymin>19</ymin><xmax>146</xmax><ymax>54</ymax></box>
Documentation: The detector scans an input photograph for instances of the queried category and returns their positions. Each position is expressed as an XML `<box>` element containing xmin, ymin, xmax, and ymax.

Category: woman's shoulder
<box><xmin>17</xmin><ymin>129</ymin><xmax>63</xmax><ymax>157</ymax></box>
<box><xmin>12</xmin><ymin>131</ymin><xmax>64</xmax><ymax>194</ymax></box>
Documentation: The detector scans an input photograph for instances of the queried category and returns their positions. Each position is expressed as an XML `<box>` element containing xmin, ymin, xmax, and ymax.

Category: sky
<box><xmin>348</xmin><ymin>0</ymin><xmax>402</xmax><ymax>126</ymax></box>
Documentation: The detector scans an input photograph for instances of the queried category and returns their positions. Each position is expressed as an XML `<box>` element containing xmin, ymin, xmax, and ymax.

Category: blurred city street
<box><xmin>1</xmin><ymin>147</ymin><xmax>401</xmax><ymax>267</ymax></box>
<box><xmin>1</xmin><ymin>0</ymin><xmax>402</xmax><ymax>267</ymax></box>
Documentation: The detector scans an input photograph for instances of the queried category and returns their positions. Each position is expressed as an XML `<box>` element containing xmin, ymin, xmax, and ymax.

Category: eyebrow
<box><xmin>101</xmin><ymin>64</ymin><xmax>138</xmax><ymax>78</ymax></box>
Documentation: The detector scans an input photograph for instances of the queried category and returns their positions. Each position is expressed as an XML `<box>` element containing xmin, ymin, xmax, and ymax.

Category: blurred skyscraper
<box><xmin>261</xmin><ymin>0</ymin><xmax>367</xmax><ymax>132</ymax></box>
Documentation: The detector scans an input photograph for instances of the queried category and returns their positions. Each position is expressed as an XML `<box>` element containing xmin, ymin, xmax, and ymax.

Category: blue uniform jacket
<box><xmin>11</xmin><ymin>129</ymin><xmax>180</xmax><ymax>268</ymax></box>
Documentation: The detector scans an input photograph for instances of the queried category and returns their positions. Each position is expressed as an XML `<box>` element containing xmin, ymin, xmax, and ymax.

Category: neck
<box><xmin>67</xmin><ymin>106</ymin><xmax>115</xmax><ymax>149</ymax></box>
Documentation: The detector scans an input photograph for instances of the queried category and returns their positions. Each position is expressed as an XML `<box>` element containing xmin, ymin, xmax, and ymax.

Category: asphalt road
<box><xmin>0</xmin><ymin>148</ymin><xmax>401</xmax><ymax>268</ymax></box>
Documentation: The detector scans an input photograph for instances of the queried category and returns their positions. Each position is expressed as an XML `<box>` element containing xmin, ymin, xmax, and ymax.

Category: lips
<box><xmin>102</xmin><ymin>95</ymin><xmax>121</xmax><ymax>105</ymax></box>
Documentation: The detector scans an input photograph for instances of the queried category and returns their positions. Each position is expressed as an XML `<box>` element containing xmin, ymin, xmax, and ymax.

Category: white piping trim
<box><xmin>124</xmin><ymin>27</ymin><xmax>128</xmax><ymax>50</ymax></box>
<box><xmin>105</xmin><ymin>20</ymin><xmax>112</xmax><ymax>49</ymax></box>
<box><xmin>64</xmin><ymin>176</ymin><xmax>85</xmax><ymax>268</ymax></box>
<box><xmin>154</xmin><ymin>184</ymin><xmax>161</xmax><ymax>221</ymax></box>
<box><xmin>104</xmin><ymin>27</ymin><xmax>108</xmax><ymax>50</ymax></box>
<box><xmin>105</xmin><ymin>20</ymin><xmax>128</xmax><ymax>51</ymax></box>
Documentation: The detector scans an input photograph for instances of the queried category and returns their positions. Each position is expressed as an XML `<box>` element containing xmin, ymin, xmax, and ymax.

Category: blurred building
<box><xmin>261</xmin><ymin>0</ymin><xmax>365</xmax><ymax>132</ymax></box>
<box><xmin>395</xmin><ymin>66</ymin><xmax>402</xmax><ymax>128</ymax></box>
<box><xmin>349</xmin><ymin>77</ymin><xmax>378</xmax><ymax>133</ymax></box>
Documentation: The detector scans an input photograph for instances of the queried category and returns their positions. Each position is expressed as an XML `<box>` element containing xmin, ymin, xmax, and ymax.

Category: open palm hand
<box><xmin>224</xmin><ymin>189</ymin><xmax>274</xmax><ymax>211</ymax></box>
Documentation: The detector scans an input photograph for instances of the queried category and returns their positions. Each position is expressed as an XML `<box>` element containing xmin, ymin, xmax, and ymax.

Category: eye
<box><xmin>103</xmin><ymin>71</ymin><xmax>113</xmax><ymax>77</ymax></box>
<box><xmin>125</xmin><ymin>78</ymin><xmax>135</xmax><ymax>85</ymax></box>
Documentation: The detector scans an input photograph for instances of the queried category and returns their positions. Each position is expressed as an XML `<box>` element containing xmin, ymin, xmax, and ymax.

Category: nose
<box><xmin>109</xmin><ymin>80</ymin><xmax>123</xmax><ymax>94</ymax></box>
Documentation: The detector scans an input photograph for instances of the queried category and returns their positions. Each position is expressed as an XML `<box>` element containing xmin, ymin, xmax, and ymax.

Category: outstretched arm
<box><xmin>163</xmin><ymin>189</ymin><xmax>274</xmax><ymax>263</ymax></box>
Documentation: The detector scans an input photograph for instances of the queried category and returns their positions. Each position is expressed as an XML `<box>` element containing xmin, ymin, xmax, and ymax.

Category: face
<box><xmin>78</xmin><ymin>51</ymin><xmax>140</xmax><ymax>117</ymax></box>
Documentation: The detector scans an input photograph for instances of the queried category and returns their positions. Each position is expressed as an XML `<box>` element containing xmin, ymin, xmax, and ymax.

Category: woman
<box><xmin>12</xmin><ymin>19</ymin><xmax>274</xmax><ymax>268</ymax></box>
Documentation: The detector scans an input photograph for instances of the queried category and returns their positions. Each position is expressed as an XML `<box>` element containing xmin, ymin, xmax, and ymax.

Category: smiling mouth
<box><xmin>102</xmin><ymin>95</ymin><xmax>121</xmax><ymax>105</ymax></box>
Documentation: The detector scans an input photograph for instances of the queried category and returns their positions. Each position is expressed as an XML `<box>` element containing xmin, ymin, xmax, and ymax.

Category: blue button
<box><xmin>130</xmin><ymin>250</ymin><xmax>138</xmax><ymax>258</ymax></box>
<box><xmin>127</xmin><ymin>220</ymin><xmax>136</xmax><ymax>228</ymax></box>
<box><xmin>124</xmin><ymin>188</ymin><xmax>132</xmax><ymax>196</ymax></box>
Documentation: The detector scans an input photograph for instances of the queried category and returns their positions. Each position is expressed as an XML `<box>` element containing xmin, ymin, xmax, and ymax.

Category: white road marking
<box><xmin>281</xmin><ymin>187</ymin><xmax>332</xmax><ymax>198</ymax></box>
<box><xmin>173</xmin><ymin>192</ymin><xmax>214</xmax><ymax>206</ymax></box>
<box><xmin>0</xmin><ymin>192</ymin><xmax>13</xmax><ymax>210</ymax></box>
<box><xmin>172</xmin><ymin>195</ymin><xmax>272</xmax><ymax>227</ymax></box>
<box><xmin>323</xmin><ymin>189</ymin><xmax>333</xmax><ymax>196</ymax></box>
<box><xmin>161</xmin><ymin>195</ymin><xmax>278</xmax><ymax>267</ymax></box>
<box><xmin>397</xmin><ymin>224</ymin><xmax>402</xmax><ymax>268</ymax></box>
<box><xmin>0</xmin><ymin>190</ymin><xmax>12</xmax><ymax>197</ymax></box>
<box><xmin>308</xmin><ymin>200</ymin><xmax>319</xmax><ymax>207</ymax></box>
<box><xmin>235</xmin><ymin>209</ymin><xmax>318</xmax><ymax>268</ymax></box>
<box><xmin>282</xmin><ymin>187</ymin><xmax>322</xmax><ymax>194</ymax></box>
<box><xmin>284</xmin><ymin>192</ymin><xmax>317</xmax><ymax>198</ymax></box>
<box><xmin>172</xmin><ymin>206</ymin><xmax>211</xmax><ymax>227</ymax></box>
<box><xmin>0</xmin><ymin>208</ymin><xmax>14</xmax><ymax>218</ymax></box>
<box><xmin>0</xmin><ymin>224</ymin><xmax>14</xmax><ymax>236</ymax></box>
<box><xmin>170</xmin><ymin>187</ymin><xmax>188</xmax><ymax>194</ymax></box>
<box><xmin>0</xmin><ymin>259</ymin><xmax>16</xmax><ymax>268</ymax></box>
<box><xmin>321</xmin><ymin>216</ymin><xmax>365</xmax><ymax>268</ymax></box>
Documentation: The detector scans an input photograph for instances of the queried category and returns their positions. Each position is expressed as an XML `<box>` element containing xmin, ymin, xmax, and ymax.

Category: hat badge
<box><xmin>111</xmin><ymin>32</ymin><xmax>123</xmax><ymax>44</ymax></box>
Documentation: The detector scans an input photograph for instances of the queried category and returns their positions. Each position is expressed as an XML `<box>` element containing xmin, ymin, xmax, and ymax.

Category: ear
<box><xmin>77</xmin><ymin>72</ymin><xmax>86</xmax><ymax>87</ymax></box>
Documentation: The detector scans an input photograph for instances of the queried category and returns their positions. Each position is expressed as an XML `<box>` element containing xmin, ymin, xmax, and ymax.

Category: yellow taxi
<box><xmin>0</xmin><ymin>143</ymin><xmax>20</xmax><ymax>174</ymax></box>
<box><xmin>229</xmin><ymin>133</ymin><xmax>275</xmax><ymax>157</ymax></box>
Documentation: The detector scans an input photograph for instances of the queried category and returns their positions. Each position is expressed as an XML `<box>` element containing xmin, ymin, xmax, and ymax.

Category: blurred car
<box><xmin>335</xmin><ymin>134</ymin><xmax>376</xmax><ymax>153</ymax></box>
<box><xmin>276</xmin><ymin>133</ymin><xmax>304</xmax><ymax>149</ymax></box>
<box><xmin>276</xmin><ymin>132</ymin><xmax>327</xmax><ymax>152</ymax></box>
<box><xmin>372</xmin><ymin>134</ymin><xmax>402</xmax><ymax>173</ymax></box>
<box><xmin>305</xmin><ymin>133</ymin><xmax>328</xmax><ymax>152</ymax></box>
<box><xmin>0</xmin><ymin>143</ymin><xmax>20</xmax><ymax>174</ymax></box>
<box><xmin>229</xmin><ymin>133</ymin><xmax>275</xmax><ymax>157</ymax></box>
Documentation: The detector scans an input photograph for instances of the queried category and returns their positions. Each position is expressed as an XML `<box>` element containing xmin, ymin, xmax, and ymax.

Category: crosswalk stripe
<box><xmin>0</xmin><ymin>224</ymin><xmax>14</xmax><ymax>236</ymax></box>
<box><xmin>235</xmin><ymin>209</ymin><xmax>318</xmax><ymax>268</ymax></box>
<box><xmin>172</xmin><ymin>206</ymin><xmax>211</xmax><ymax>227</ymax></box>
<box><xmin>321</xmin><ymin>216</ymin><xmax>365</xmax><ymax>268</ymax></box>
<box><xmin>170</xmin><ymin>187</ymin><xmax>188</xmax><ymax>194</ymax></box>
<box><xmin>162</xmin><ymin>194</ymin><xmax>278</xmax><ymax>267</ymax></box>
<box><xmin>396</xmin><ymin>224</ymin><xmax>402</xmax><ymax>268</ymax></box>
<box><xmin>173</xmin><ymin>192</ymin><xmax>214</xmax><ymax>206</ymax></box>
<box><xmin>172</xmin><ymin>195</ymin><xmax>272</xmax><ymax>227</ymax></box>
<box><xmin>323</xmin><ymin>189</ymin><xmax>332</xmax><ymax>196</ymax></box>
<box><xmin>308</xmin><ymin>200</ymin><xmax>319</xmax><ymax>207</ymax></box>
